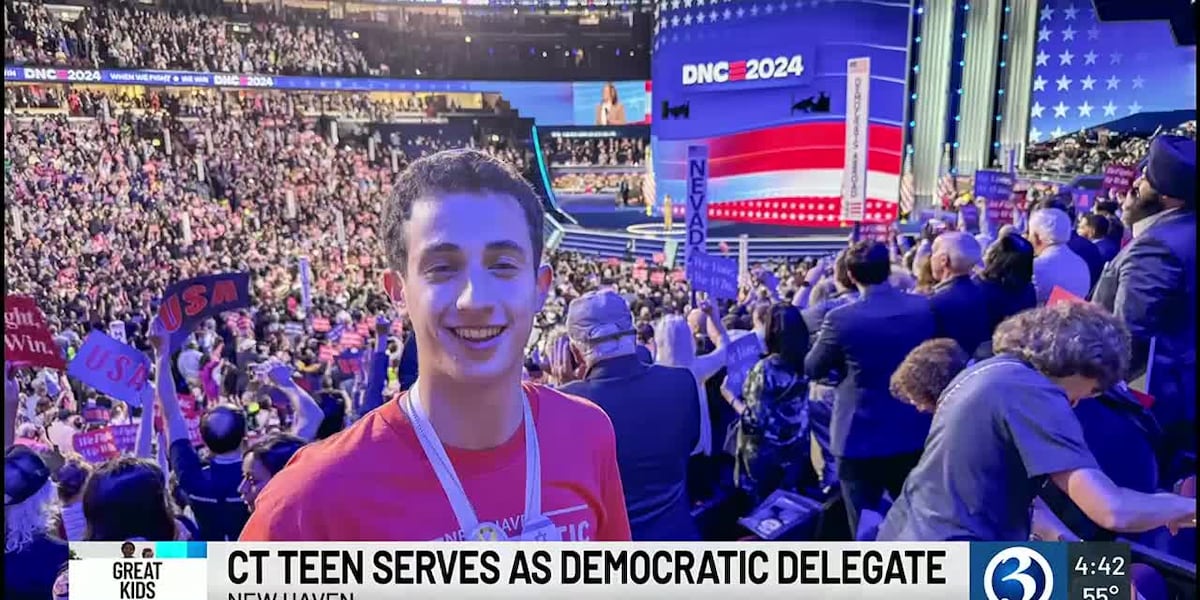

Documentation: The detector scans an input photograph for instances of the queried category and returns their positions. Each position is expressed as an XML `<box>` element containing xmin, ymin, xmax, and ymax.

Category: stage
<box><xmin>554</xmin><ymin>199</ymin><xmax>860</xmax><ymax>239</ymax></box>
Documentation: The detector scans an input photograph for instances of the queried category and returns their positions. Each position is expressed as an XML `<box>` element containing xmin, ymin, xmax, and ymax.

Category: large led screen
<box><xmin>650</xmin><ymin>0</ymin><xmax>910</xmax><ymax>227</ymax></box>
<box><xmin>2</xmin><ymin>66</ymin><xmax>651</xmax><ymax>126</ymax></box>
<box><xmin>538</xmin><ymin>125</ymin><xmax>652</xmax><ymax>214</ymax></box>
<box><xmin>1028</xmin><ymin>1</ymin><xmax>1196</xmax><ymax>142</ymax></box>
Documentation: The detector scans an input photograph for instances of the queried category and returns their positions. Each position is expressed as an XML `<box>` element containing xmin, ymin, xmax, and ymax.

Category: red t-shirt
<box><xmin>240</xmin><ymin>383</ymin><xmax>631</xmax><ymax>542</ymax></box>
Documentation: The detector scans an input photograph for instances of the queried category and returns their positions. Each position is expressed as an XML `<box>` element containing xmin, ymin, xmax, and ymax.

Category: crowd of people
<box><xmin>3</xmin><ymin>14</ymin><xmax>1198</xmax><ymax>600</ymax></box>
<box><xmin>5</xmin><ymin>0</ymin><xmax>369</xmax><ymax>76</ymax></box>
<box><xmin>4</xmin><ymin>0</ymin><xmax>648</xmax><ymax>80</ymax></box>
<box><xmin>551</xmin><ymin>172</ymin><xmax>644</xmax><ymax>201</ymax></box>
<box><xmin>6</xmin><ymin>81</ymin><xmax>488</xmax><ymax>121</ymax></box>
<box><xmin>544</xmin><ymin>136</ymin><xmax>649</xmax><ymax>167</ymax></box>
<box><xmin>1025</xmin><ymin>121</ymin><xmax>1197</xmax><ymax>176</ymax></box>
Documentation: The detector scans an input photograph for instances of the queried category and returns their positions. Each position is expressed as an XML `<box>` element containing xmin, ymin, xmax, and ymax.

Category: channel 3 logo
<box><xmin>983</xmin><ymin>546</ymin><xmax>1054</xmax><ymax>600</ymax></box>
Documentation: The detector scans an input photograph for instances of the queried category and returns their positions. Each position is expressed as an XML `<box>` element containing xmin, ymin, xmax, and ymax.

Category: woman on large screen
<box><xmin>595</xmin><ymin>82</ymin><xmax>627</xmax><ymax>125</ymax></box>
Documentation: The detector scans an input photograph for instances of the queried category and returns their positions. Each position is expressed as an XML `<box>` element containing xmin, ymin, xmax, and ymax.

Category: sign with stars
<box><xmin>1028</xmin><ymin>1</ymin><xmax>1196</xmax><ymax>143</ymax></box>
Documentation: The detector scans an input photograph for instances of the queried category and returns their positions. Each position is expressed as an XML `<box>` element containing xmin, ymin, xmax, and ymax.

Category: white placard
<box><xmin>840</xmin><ymin>57</ymin><xmax>871</xmax><ymax>222</ymax></box>
<box><xmin>285</xmin><ymin>189</ymin><xmax>297</xmax><ymax>220</ymax></box>
<box><xmin>181</xmin><ymin>210</ymin><xmax>193</xmax><ymax>245</ymax></box>
<box><xmin>108</xmin><ymin>320</ymin><xmax>127</xmax><ymax>344</ymax></box>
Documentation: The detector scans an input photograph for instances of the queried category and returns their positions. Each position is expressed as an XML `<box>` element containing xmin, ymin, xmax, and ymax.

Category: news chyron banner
<box><xmin>67</xmin><ymin>541</ymin><xmax>1135</xmax><ymax>600</ymax></box>
<box><xmin>649</xmin><ymin>0</ymin><xmax>906</xmax><ymax>228</ymax></box>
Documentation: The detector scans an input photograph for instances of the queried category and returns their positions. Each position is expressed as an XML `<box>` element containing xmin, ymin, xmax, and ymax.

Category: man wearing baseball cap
<box><xmin>1093</xmin><ymin>134</ymin><xmax>1196</xmax><ymax>476</ymax></box>
<box><xmin>557</xmin><ymin>290</ymin><xmax>703</xmax><ymax>541</ymax></box>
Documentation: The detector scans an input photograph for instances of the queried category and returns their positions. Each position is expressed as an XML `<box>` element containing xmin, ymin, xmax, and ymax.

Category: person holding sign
<box><xmin>720</xmin><ymin>304</ymin><xmax>818</xmax><ymax>503</ymax></box>
<box><xmin>151</xmin><ymin>318</ymin><xmax>251</xmax><ymax>542</ymax></box>
<box><xmin>242</xmin><ymin>149</ymin><xmax>630</xmax><ymax>542</ymax></box>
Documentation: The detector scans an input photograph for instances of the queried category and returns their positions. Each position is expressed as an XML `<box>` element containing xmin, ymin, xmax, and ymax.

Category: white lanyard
<box><xmin>402</xmin><ymin>382</ymin><xmax>542</xmax><ymax>541</ymax></box>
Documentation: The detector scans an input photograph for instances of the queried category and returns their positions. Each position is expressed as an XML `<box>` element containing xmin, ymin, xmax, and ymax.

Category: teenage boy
<box><xmin>242</xmin><ymin>149</ymin><xmax>631</xmax><ymax>541</ymax></box>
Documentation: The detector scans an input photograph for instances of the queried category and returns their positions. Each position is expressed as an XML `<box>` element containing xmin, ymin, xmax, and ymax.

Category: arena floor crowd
<box><xmin>3</xmin><ymin>3</ymin><xmax>1197</xmax><ymax>600</ymax></box>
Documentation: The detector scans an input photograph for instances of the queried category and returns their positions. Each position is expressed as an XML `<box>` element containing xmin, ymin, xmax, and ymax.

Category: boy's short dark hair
<box><xmin>199</xmin><ymin>404</ymin><xmax>247</xmax><ymax>455</ymax></box>
<box><xmin>844</xmin><ymin>241</ymin><xmax>891</xmax><ymax>286</ymax></box>
<box><xmin>1081</xmin><ymin>213</ymin><xmax>1110</xmax><ymax>237</ymax></box>
<box><xmin>382</xmin><ymin>149</ymin><xmax>545</xmax><ymax>274</ymax></box>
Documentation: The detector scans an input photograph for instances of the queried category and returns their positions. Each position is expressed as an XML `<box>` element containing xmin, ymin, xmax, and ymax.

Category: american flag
<box><xmin>899</xmin><ymin>148</ymin><xmax>915</xmax><ymax>216</ymax></box>
<box><xmin>1027</xmin><ymin>1</ymin><xmax>1193</xmax><ymax>143</ymax></box>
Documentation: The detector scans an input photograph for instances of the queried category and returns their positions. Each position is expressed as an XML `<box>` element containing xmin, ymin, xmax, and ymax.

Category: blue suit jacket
<box><xmin>929</xmin><ymin>275</ymin><xmax>992</xmax><ymax>357</ymax></box>
<box><xmin>804</xmin><ymin>285</ymin><xmax>936</xmax><ymax>458</ymax></box>
<box><xmin>560</xmin><ymin>354</ymin><xmax>701</xmax><ymax>541</ymax></box>
<box><xmin>1092</xmin><ymin>210</ymin><xmax>1196</xmax><ymax>427</ymax></box>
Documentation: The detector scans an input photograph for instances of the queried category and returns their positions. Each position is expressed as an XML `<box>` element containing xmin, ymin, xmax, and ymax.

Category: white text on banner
<box><xmin>841</xmin><ymin>57</ymin><xmax>871</xmax><ymax>222</ymax></box>
<box><xmin>205</xmin><ymin>542</ymin><xmax>968</xmax><ymax>600</ymax></box>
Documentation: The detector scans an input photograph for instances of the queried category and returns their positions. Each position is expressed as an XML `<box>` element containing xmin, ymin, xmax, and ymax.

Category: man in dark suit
<box><xmin>559</xmin><ymin>290</ymin><xmax>702</xmax><ymax>541</ymax></box>
<box><xmin>1093</xmin><ymin>135</ymin><xmax>1196</xmax><ymax>473</ymax></box>
<box><xmin>804</xmin><ymin>241</ymin><xmax>936</xmax><ymax>535</ymax></box>
<box><xmin>1077</xmin><ymin>213</ymin><xmax>1121</xmax><ymax>265</ymax></box>
<box><xmin>928</xmin><ymin>232</ymin><xmax>991</xmax><ymax>357</ymax></box>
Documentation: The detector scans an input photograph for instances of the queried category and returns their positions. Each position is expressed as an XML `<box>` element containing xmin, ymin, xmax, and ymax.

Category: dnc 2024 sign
<box><xmin>681</xmin><ymin>54</ymin><xmax>806</xmax><ymax>88</ymax></box>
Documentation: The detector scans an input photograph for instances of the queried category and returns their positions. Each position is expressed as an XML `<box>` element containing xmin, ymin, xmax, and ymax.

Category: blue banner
<box><xmin>975</xmin><ymin>170</ymin><xmax>1016</xmax><ymax>231</ymax></box>
<box><xmin>299</xmin><ymin>257</ymin><xmax>312</xmax><ymax>312</ymax></box>
<box><xmin>958</xmin><ymin>203</ymin><xmax>980</xmax><ymax>235</ymax></box>
<box><xmin>67</xmin><ymin>331</ymin><xmax>153</xmax><ymax>407</ymax></box>
<box><xmin>973</xmin><ymin>170</ymin><xmax>1015</xmax><ymax>203</ymax></box>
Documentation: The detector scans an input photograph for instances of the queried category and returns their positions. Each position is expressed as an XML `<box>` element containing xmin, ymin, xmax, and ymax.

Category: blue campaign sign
<box><xmin>687</xmin><ymin>253</ymin><xmax>739</xmax><ymax>301</ymax></box>
<box><xmin>974</xmin><ymin>170</ymin><xmax>1016</xmax><ymax>229</ymax></box>
<box><xmin>723</xmin><ymin>333</ymin><xmax>763</xmax><ymax>398</ymax></box>
<box><xmin>973</xmin><ymin>170</ymin><xmax>1015</xmax><ymax>202</ymax></box>
<box><xmin>957</xmin><ymin>203</ymin><xmax>980</xmax><ymax>235</ymax></box>
<box><xmin>67</xmin><ymin>331</ymin><xmax>152</xmax><ymax>407</ymax></box>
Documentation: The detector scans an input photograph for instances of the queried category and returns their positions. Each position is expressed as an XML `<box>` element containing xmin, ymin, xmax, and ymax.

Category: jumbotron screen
<box><xmin>649</xmin><ymin>0</ymin><xmax>910</xmax><ymax>227</ymax></box>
